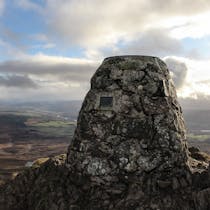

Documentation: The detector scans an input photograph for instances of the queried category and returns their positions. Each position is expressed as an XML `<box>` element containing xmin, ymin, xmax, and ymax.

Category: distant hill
<box><xmin>183</xmin><ymin>109</ymin><xmax>210</xmax><ymax>132</ymax></box>
<box><xmin>0</xmin><ymin>100</ymin><xmax>82</xmax><ymax>121</ymax></box>
<box><xmin>1</xmin><ymin>100</ymin><xmax>210</xmax><ymax>134</ymax></box>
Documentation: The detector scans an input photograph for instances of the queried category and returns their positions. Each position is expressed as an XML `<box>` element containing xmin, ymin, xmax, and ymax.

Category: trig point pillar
<box><xmin>67</xmin><ymin>55</ymin><xmax>190</xmax><ymax>209</ymax></box>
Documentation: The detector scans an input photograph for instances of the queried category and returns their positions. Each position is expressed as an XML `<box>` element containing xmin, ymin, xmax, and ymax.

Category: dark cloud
<box><xmin>0</xmin><ymin>55</ymin><xmax>99</xmax><ymax>100</ymax></box>
<box><xmin>118</xmin><ymin>29</ymin><xmax>183</xmax><ymax>57</ymax></box>
<box><xmin>179</xmin><ymin>94</ymin><xmax>210</xmax><ymax>110</ymax></box>
<box><xmin>0</xmin><ymin>74</ymin><xmax>38</xmax><ymax>88</ymax></box>
<box><xmin>0</xmin><ymin>59</ymin><xmax>97</xmax><ymax>83</ymax></box>
<box><xmin>164</xmin><ymin>57</ymin><xmax>188</xmax><ymax>89</ymax></box>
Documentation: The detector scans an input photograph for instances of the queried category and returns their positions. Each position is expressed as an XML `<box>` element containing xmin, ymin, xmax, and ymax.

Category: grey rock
<box><xmin>157</xmin><ymin>180</ymin><xmax>171</xmax><ymax>188</ymax></box>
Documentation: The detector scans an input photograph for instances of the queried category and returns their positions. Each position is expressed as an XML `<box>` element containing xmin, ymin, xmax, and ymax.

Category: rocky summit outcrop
<box><xmin>1</xmin><ymin>55</ymin><xmax>210</xmax><ymax>210</ymax></box>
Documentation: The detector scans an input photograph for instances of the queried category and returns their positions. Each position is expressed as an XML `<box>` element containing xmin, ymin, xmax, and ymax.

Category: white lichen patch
<box><xmin>137</xmin><ymin>154</ymin><xmax>161</xmax><ymax>172</ymax></box>
<box><xmin>86</xmin><ymin>158</ymin><xmax>111</xmax><ymax>176</ymax></box>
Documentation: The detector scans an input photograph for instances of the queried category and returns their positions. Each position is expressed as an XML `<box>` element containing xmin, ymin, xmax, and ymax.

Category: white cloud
<box><xmin>169</xmin><ymin>12</ymin><xmax>210</xmax><ymax>39</ymax></box>
<box><xmin>84</xmin><ymin>28</ymin><xmax>183</xmax><ymax>60</ymax></box>
<box><xmin>164</xmin><ymin>56</ymin><xmax>210</xmax><ymax>98</ymax></box>
<box><xmin>32</xmin><ymin>43</ymin><xmax>56</xmax><ymax>49</ymax></box>
<box><xmin>164</xmin><ymin>57</ymin><xmax>188</xmax><ymax>89</ymax></box>
<box><xmin>2</xmin><ymin>0</ymin><xmax>210</xmax><ymax>101</ymax></box>
<box><xmin>14</xmin><ymin>0</ymin><xmax>43</xmax><ymax>13</ymax></box>
<box><xmin>0</xmin><ymin>38</ymin><xmax>26</xmax><ymax>59</ymax></box>
<box><xmin>0</xmin><ymin>0</ymin><xmax>4</xmax><ymax>15</ymax></box>
<box><xmin>40</xmin><ymin>43</ymin><xmax>56</xmax><ymax>49</ymax></box>
<box><xmin>119</xmin><ymin>29</ymin><xmax>183</xmax><ymax>57</ymax></box>
<box><xmin>45</xmin><ymin>0</ymin><xmax>210</xmax><ymax>50</ymax></box>
<box><xmin>0</xmin><ymin>53</ymin><xmax>99</xmax><ymax>100</ymax></box>
<box><xmin>30</xmin><ymin>34</ymin><xmax>49</xmax><ymax>42</ymax></box>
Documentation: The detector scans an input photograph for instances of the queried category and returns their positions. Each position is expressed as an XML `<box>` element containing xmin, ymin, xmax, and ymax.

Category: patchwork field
<box><xmin>0</xmin><ymin>112</ymin><xmax>76</xmax><ymax>184</ymax></box>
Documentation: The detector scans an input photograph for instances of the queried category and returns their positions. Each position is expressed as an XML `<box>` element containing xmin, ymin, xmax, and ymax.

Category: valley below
<box><xmin>1</xmin><ymin>101</ymin><xmax>210</xmax><ymax>185</ymax></box>
<box><xmin>0</xmin><ymin>111</ymin><xmax>76</xmax><ymax>184</ymax></box>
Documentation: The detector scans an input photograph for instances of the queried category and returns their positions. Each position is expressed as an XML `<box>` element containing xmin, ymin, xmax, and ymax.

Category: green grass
<box><xmin>30</xmin><ymin>120</ymin><xmax>76</xmax><ymax>138</ymax></box>
<box><xmin>35</xmin><ymin>126</ymin><xmax>74</xmax><ymax>137</ymax></box>
<box><xmin>0</xmin><ymin>112</ymin><xmax>76</xmax><ymax>139</ymax></box>
<box><xmin>187</xmin><ymin>134</ymin><xmax>210</xmax><ymax>141</ymax></box>
<box><xmin>33</xmin><ymin>121</ymin><xmax>76</xmax><ymax>127</ymax></box>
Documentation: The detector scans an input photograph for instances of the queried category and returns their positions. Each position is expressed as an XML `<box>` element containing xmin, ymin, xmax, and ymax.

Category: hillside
<box><xmin>0</xmin><ymin>112</ymin><xmax>76</xmax><ymax>184</ymax></box>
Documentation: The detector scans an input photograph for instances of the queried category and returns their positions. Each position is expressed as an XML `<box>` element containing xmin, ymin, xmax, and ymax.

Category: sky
<box><xmin>1</xmin><ymin>0</ymin><xmax>210</xmax><ymax>105</ymax></box>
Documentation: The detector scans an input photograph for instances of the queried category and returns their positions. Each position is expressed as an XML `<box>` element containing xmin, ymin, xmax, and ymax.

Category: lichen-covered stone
<box><xmin>67</xmin><ymin>56</ymin><xmax>189</xmax><ymax>182</ymax></box>
<box><xmin>2</xmin><ymin>56</ymin><xmax>210</xmax><ymax>210</ymax></box>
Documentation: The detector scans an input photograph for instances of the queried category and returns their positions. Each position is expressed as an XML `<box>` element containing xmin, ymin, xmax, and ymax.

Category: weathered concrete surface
<box><xmin>1</xmin><ymin>56</ymin><xmax>210</xmax><ymax>210</ymax></box>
